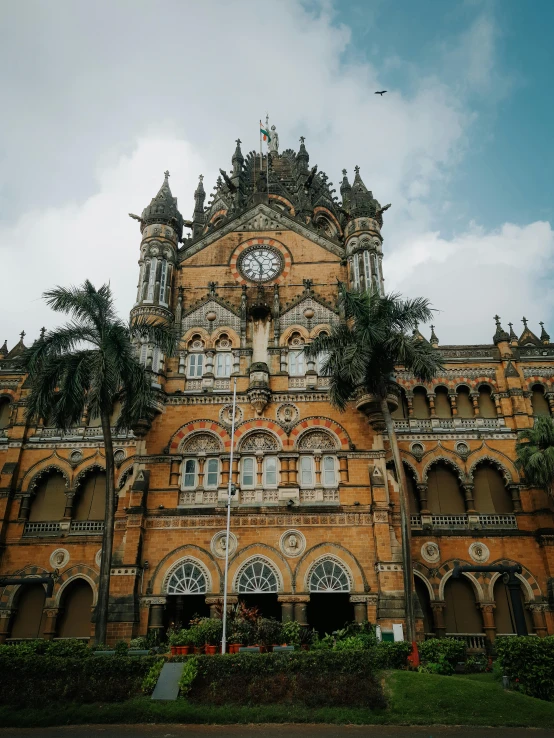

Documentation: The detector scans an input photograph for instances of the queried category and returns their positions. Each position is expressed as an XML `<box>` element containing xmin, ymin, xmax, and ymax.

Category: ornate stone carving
<box><xmin>49</xmin><ymin>548</ymin><xmax>69</xmax><ymax>569</ymax></box>
<box><xmin>69</xmin><ymin>450</ymin><xmax>83</xmax><ymax>466</ymax></box>
<box><xmin>469</xmin><ymin>541</ymin><xmax>490</xmax><ymax>563</ymax></box>
<box><xmin>95</xmin><ymin>549</ymin><xmax>102</xmax><ymax>567</ymax></box>
<box><xmin>421</xmin><ymin>542</ymin><xmax>440</xmax><ymax>564</ymax></box>
<box><xmin>114</xmin><ymin>449</ymin><xmax>126</xmax><ymax>467</ymax></box>
<box><xmin>410</xmin><ymin>442</ymin><xmax>424</xmax><ymax>459</ymax></box>
<box><xmin>211</xmin><ymin>530</ymin><xmax>238</xmax><ymax>559</ymax></box>
<box><xmin>182</xmin><ymin>299</ymin><xmax>240</xmax><ymax>334</ymax></box>
<box><xmin>280</xmin><ymin>297</ymin><xmax>338</xmax><ymax>330</ymax></box>
<box><xmin>276</xmin><ymin>403</ymin><xmax>299</xmax><ymax>429</ymax></box>
<box><xmin>240</xmin><ymin>431</ymin><xmax>279</xmax><ymax>452</ymax></box>
<box><xmin>219</xmin><ymin>404</ymin><xmax>243</xmax><ymax>428</ymax></box>
<box><xmin>247</xmin><ymin>386</ymin><xmax>271</xmax><ymax>416</ymax></box>
<box><xmin>182</xmin><ymin>433</ymin><xmax>222</xmax><ymax>453</ymax></box>
<box><xmin>298</xmin><ymin>430</ymin><xmax>337</xmax><ymax>450</ymax></box>
<box><xmin>280</xmin><ymin>529</ymin><xmax>306</xmax><ymax>557</ymax></box>
<box><xmin>455</xmin><ymin>441</ymin><xmax>470</xmax><ymax>459</ymax></box>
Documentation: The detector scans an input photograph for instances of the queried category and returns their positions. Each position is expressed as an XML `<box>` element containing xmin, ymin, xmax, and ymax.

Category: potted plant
<box><xmin>282</xmin><ymin>620</ymin><xmax>301</xmax><ymax>648</ymax></box>
<box><xmin>167</xmin><ymin>628</ymin><xmax>180</xmax><ymax>656</ymax></box>
<box><xmin>187</xmin><ymin>623</ymin><xmax>204</xmax><ymax>655</ymax></box>
<box><xmin>299</xmin><ymin>627</ymin><xmax>315</xmax><ymax>651</ymax></box>
<box><xmin>202</xmin><ymin>618</ymin><xmax>223</xmax><ymax>655</ymax></box>
<box><xmin>256</xmin><ymin>617</ymin><xmax>283</xmax><ymax>653</ymax></box>
<box><xmin>229</xmin><ymin>619</ymin><xmax>252</xmax><ymax>654</ymax></box>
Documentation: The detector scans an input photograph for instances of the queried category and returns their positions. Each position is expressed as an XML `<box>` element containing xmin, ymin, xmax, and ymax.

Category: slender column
<box><xmin>427</xmin><ymin>394</ymin><xmax>436</xmax><ymax>419</ymax></box>
<box><xmin>462</xmin><ymin>483</ymin><xmax>476</xmax><ymax>513</ymax></box>
<box><xmin>63</xmin><ymin>492</ymin><xmax>75</xmax><ymax>519</ymax></box>
<box><xmin>314</xmin><ymin>454</ymin><xmax>322</xmax><ymax>485</ymax></box>
<box><xmin>42</xmin><ymin>607</ymin><xmax>60</xmax><ymax>641</ymax></box>
<box><xmin>416</xmin><ymin>483</ymin><xmax>429</xmax><ymax>513</ymax></box>
<box><xmin>231</xmin><ymin>457</ymin><xmax>239</xmax><ymax>487</ymax></box>
<box><xmin>470</xmin><ymin>393</ymin><xmax>480</xmax><ymax>416</ymax></box>
<box><xmin>508</xmin><ymin>483</ymin><xmax>522</xmax><ymax>512</ymax></box>
<box><xmin>480</xmin><ymin>603</ymin><xmax>496</xmax><ymax>644</ymax></box>
<box><xmin>493</xmin><ymin>394</ymin><xmax>503</xmax><ymax>417</ymax></box>
<box><xmin>221</xmin><ymin>456</ymin><xmax>230</xmax><ymax>486</ymax></box>
<box><xmin>338</xmin><ymin>454</ymin><xmax>348</xmax><ymax>483</ymax></box>
<box><xmin>18</xmin><ymin>495</ymin><xmax>31</xmax><ymax>522</ymax></box>
<box><xmin>288</xmin><ymin>457</ymin><xmax>298</xmax><ymax>486</ymax></box>
<box><xmin>431</xmin><ymin>602</ymin><xmax>446</xmax><ymax>638</ymax></box>
<box><xmin>530</xmin><ymin>604</ymin><xmax>548</xmax><ymax>637</ymax></box>
<box><xmin>281</xmin><ymin>458</ymin><xmax>290</xmax><ymax>485</ymax></box>
<box><xmin>197</xmin><ymin>457</ymin><xmax>206</xmax><ymax>489</ymax></box>
<box><xmin>449</xmin><ymin>394</ymin><xmax>458</xmax><ymax>416</ymax></box>
<box><xmin>170</xmin><ymin>458</ymin><xmax>181</xmax><ymax>487</ymax></box>
<box><xmin>178</xmin><ymin>352</ymin><xmax>186</xmax><ymax>374</ymax></box>
<box><xmin>256</xmin><ymin>455</ymin><xmax>263</xmax><ymax>487</ymax></box>
<box><xmin>406</xmin><ymin>396</ymin><xmax>414</xmax><ymax>418</ymax></box>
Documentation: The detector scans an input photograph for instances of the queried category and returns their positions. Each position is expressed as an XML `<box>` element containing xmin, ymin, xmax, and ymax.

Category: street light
<box><xmin>221</xmin><ymin>377</ymin><xmax>238</xmax><ymax>655</ymax></box>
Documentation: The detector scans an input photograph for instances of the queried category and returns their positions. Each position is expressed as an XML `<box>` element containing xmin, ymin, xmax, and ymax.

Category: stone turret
<box><xmin>192</xmin><ymin>175</ymin><xmax>206</xmax><ymax>238</ymax></box>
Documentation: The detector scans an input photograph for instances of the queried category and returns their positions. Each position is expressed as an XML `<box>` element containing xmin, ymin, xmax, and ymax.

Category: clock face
<box><xmin>238</xmin><ymin>246</ymin><xmax>283</xmax><ymax>283</ymax></box>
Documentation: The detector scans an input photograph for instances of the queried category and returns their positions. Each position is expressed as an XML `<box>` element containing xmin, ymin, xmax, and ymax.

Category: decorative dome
<box><xmin>141</xmin><ymin>171</ymin><xmax>184</xmax><ymax>239</ymax></box>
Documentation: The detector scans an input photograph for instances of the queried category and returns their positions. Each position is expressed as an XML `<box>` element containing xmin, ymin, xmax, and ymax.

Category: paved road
<box><xmin>0</xmin><ymin>727</ymin><xmax>551</xmax><ymax>737</ymax></box>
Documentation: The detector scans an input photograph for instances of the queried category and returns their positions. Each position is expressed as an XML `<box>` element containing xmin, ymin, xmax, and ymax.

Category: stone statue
<box><xmin>268</xmin><ymin>125</ymin><xmax>279</xmax><ymax>155</ymax></box>
<box><xmin>288</xmin><ymin>534</ymin><xmax>298</xmax><ymax>549</ymax></box>
<box><xmin>219</xmin><ymin>537</ymin><xmax>227</xmax><ymax>551</ymax></box>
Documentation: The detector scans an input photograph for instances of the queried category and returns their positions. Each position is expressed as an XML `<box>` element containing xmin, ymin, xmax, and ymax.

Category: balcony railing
<box><xmin>393</xmin><ymin>417</ymin><xmax>505</xmax><ymax>432</ymax></box>
<box><xmin>410</xmin><ymin>513</ymin><xmax>517</xmax><ymax>530</ymax></box>
<box><xmin>23</xmin><ymin>522</ymin><xmax>61</xmax><ymax>537</ymax></box>
<box><xmin>446</xmin><ymin>633</ymin><xmax>487</xmax><ymax>651</ymax></box>
<box><xmin>29</xmin><ymin>426</ymin><xmax>134</xmax><ymax>442</ymax></box>
<box><xmin>69</xmin><ymin>520</ymin><xmax>104</xmax><ymax>534</ymax></box>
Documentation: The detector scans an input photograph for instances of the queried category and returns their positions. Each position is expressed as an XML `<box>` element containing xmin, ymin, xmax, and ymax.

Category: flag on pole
<box><xmin>260</xmin><ymin>120</ymin><xmax>271</xmax><ymax>143</ymax></box>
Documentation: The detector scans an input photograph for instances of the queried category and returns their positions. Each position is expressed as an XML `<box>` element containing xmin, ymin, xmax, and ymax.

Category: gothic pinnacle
<box><xmin>430</xmin><ymin>325</ymin><xmax>439</xmax><ymax>347</ymax></box>
<box><xmin>493</xmin><ymin>315</ymin><xmax>510</xmax><ymax>345</ymax></box>
<box><xmin>540</xmin><ymin>321</ymin><xmax>551</xmax><ymax>344</ymax></box>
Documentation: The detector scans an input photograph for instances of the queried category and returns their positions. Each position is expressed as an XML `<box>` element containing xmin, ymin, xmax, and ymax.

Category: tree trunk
<box><xmin>95</xmin><ymin>411</ymin><xmax>116</xmax><ymax>645</ymax></box>
<box><xmin>379</xmin><ymin>396</ymin><xmax>416</xmax><ymax>643</ymax></box>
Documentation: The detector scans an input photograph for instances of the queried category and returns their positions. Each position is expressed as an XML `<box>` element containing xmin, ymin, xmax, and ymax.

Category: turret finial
<box><xmin>521</xmin><ymin>316</ymin><xmax>528</xmax><ymax>329</ymax></box>
<box><xmin>540</xmin><ymin>321</ymin><xmax>551</xmax><ymax>344</ymax></box>
<box><xmin>430</xmin><ymin>325</ymin><xmax>439</xmax><ymax>347</ymax></box>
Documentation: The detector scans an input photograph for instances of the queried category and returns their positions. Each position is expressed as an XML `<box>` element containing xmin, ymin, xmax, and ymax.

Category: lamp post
<box><xmin>221</xmin><ymin>377</ymin><xmax>238</xmax><ymax>654</ymax></box>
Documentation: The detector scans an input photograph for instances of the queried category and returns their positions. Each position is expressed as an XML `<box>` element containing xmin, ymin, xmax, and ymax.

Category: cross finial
<box><xmin>430</xmin><ymin>324</ymin><xmax>434</xmax><ymax>331</ymax></box>
<box><xmin>494</xmin><ymin>315</ymin><xmax>501</xmax><ymax>326</ymax></box>
<box><xmin>354</xmin><ymin>165</ymin><xmax>360</xmax><ymax>174</ymax></box>
<box><xmin>508</xmin><ymin>322</ymin><xmax>513</xmax><ymax>329</ymax></box>
<box><xmin>342</xmin><ymin>168</ymin><xmax>347</xmax><ymax>176</ymax></box>
<box><xmin>540</xmin><ymin>321</ymin><xmax>544</xmax><ymax>328</ymax></box>
<box><xmin>164</xmin><ymin>170</ymin><xmax>170</xmax><ymax>180</ymax></box>
<box><xmin>265</xmin><ymin>113</ymin><xmax>269</xmax><ymax>128</ymax></box>
<box><xmin>40</xmin><ymin>327</ymin><xmax>46</xmax><ymax>339</ymax></box>
<box><xmin>521</xmin><ymin>316</ymin><xmax>528</xmax><ymax>328</ymax></box>
<box><xmin>199</xmin><ymin>174</ymin><xmax>204</xmax><ymax>183</ymax></box>
<box><xmin>235</xmin><ymin>138</ymin><xmax>242</xmax><ymax>146</ymax></box>
<box><xmin>300</xmin><ymin>135</ymin><xmax>305</xmax><ymax>144</ymax></box>
<box><xmin>20</xmin><ymin>330</ymin><xmax>25</xmax><ymax>340</ymax></box>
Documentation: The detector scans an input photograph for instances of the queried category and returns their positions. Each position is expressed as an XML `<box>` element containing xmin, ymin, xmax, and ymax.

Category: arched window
<box><xmin>263</xmin><ymin>456</ymin><xmax>278</xmax><ymax>487</ymax></box>
<box><xmin>205</xmin><ymin>458</ymin><xmax>219</xmax><ymax>488</ymax></box>
<box><xmin>56</xmin><ymin>579</ymin><xmax>93</xmax><ymax>638</ymax></box>
<box><xmin>350</xmin><ymin>254</ymin><xmax>360</xmax><ymax>289</ymax></box>
<box><xmin>456</xmin><ymin>386</ymin><xmax>474</xmax><ymax>418</ymax></box>
<box><xmin>493</xmin><ymin>577</ymin><xmax>534</xmax><ymax>635</ymax></box>
<box><xmin>0</xmin><ymin>397</ymin><xmax>11</xmax><ymax>429</ymax></box>
<box><xmin>531</xmin><ymin>384</ymin><xmax>550</xmax><ymax>417</ymax></box>
<box><xmin>444</xmin><ymin>576</ymin><xmax>483</xmax><ymax>634</ymax></box>
<box><xmin>10</xmin><ymin>583</ymin><xmax>47</xmax><ymax>639</ymax></box>
<box><xmin>435</xmin><ymin>387</ymin><xmax>452</xmax><ymax>418</ymax></box>
<box><xmin>187</xmin><ymin>353</ymin><xmax>204</xmax><ymax>378</ymax></box>
<box><xmin>215</xmin><ymin>352</ymin><xmax>232</xmax><ymax>378</ymax></box>
<box><xmin>412</xmin><ymin>387</ymin><xmax>430</xmax><ymax>419</ymax></box>
<box><xmin>472</xmin><ymin>463</ymin><xmax>513</xmax><ymax>513</ymax></box>
<box><xmin>167</xmin><ymin>561</ymin><xmax>207</xmax><ymax>594</ymax></box>
<box><xmin>182</xmin><ymin>459</ymin><xmax>198</xmax><ymax>489</ymax></box>
<box><xmin>415</xmin><ymin>577</ymin><xmax>435</xmax><ymax>636</ymax></box>
<box><xmin>426</xmin><ymin>462</ymin><xmax>465</xmax><ymax>514</ymax></box>
<box><xmin>322</xmin><ymin>456</ymin><xmax>337</xmax><ymax>487</ymax></box>
<box><xmin>391</xmin><ymin>389</ymin><xmax>409</xmax><ymax>419</ymax></box>
<box><xmin>299</xmin><ymin>456</ymin><xmax>314</xmax><ymax>487</ymax></box>
<box><xmin>241</xmin><ymin>457</ymin><xmax>255</xmax><ymax>487</ymax></box>
<box><xmin>309</xmin><ymin>558</ymin><xmax>350</xmax><ymax>592</ymax></box>
<box><xmin>289</xmin><ymin>349</ymin><xmax>305</xmax><ymax>376</ymax></box>
<box><xmin>159</xmin><ymin>259</ymin><xmax>168</xmax><ymax>306</ymax></box>
<box><xmin>74</xmin><ymin>470</ymin><xmax>106</xmax><ymax>520</ymax></box>
<box><xmin>237</xmin><ymin>559</ymin><xmax>279</xmax><ymax>593</ymax></box>
<box><xmin>29</xmin><ymin>471</ymin><xmax>67</xmax><ymax>521</ymax></box>
<box><xmin>145</xmin><ymin>257</ymin><xmax>157</xmax><ymax>301</ymax></box>
<box><xmin>478</xmin><ymin>386</ymin><xmax>498</xmax><ymax>418</ymax></box>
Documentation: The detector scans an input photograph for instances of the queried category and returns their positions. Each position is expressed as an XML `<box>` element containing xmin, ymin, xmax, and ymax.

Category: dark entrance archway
<box><xmin>164</xmin><ymin>595</ymin><xmax>209</xmax><ymax>630</ymax></box>
<box><xmin>239</xmin><ymin>593</ymin><xmax>281</xmax><ymax>620</ymax></box>
<box><xmin>308</xmin><ymin>593</ymin><xmax>353</xmax><ymax>636</ymax></box>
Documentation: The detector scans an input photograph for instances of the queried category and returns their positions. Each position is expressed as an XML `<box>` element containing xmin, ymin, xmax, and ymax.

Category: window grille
<box><xmin>309</xmin><ymin>559</ymin><xmax>350</xmax><ymax>592</ymax></box>
<box><xmin>237</xmin><ymin>560</ymin><xmax>279</xmax><ymax>593</ymax></box>
<box><xmin>167</xmin><ymin>561</ymin><xmax>207</xmax><ymax>594</ymax></box>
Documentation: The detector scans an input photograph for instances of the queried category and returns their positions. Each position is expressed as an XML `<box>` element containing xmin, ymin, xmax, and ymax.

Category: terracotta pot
<box><xmin>170</xmin><ymin>646</ymin><xmax>177</xmax><ymax>656</ymax></box>
<box><xmin>181</xmin><ymin>645</ymin><xmax>190</xmax><ymax>655</ymax></box>
<box><xmin>258</xmin><ymin>644</ymin><xmax>268</xmax><ymax>653</ymax></box>
<box><xmin>206</xmin><ymin>645</ymin><xmax>217</xmax><ymax>655</ymax></box>
<box><xmin>194</xmin><ymin>646</ymin><xmax>204</xmax><ymax>655</ymax></box>
<box><xmin>229</xmin><ymin>643</ymin><xmax>242</xmax><ymax>654</ymax></box>
<box><xmin>300</xmin><ymin>644</ymin><xmax>310</xmax><ymax>651</ymax></box>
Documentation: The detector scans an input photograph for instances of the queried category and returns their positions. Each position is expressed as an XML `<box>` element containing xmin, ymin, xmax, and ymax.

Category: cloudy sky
<box><xmin>1</xmin><ymin>0</ymin><xmax>553</xmax><ymax>349</ymax></box>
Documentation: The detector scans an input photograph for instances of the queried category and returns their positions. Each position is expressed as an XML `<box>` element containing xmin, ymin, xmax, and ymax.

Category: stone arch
<box><xmin>234</xmin><ymin>418</ymin><xmax>287</xmax><ymax>450</ymax></box>
<box><xmin>0</xmin><ymin>565</ymin><xmax>50</xmax><ymax>608</ymax></box>
<box><xmin>475</xmin><ymin>380</ymin><xmax>498</xmax><ymax>393</ymax></box>
<box><xmin>467</xmin><ymin>455</ymin><xmax>515</xmax><ymax>485</ymax></box>
<box><xmin>487</xmin><ymin>560</ymin><xmax>542</xmax><ymax>602</ymax></box>
<box><xmin>181</xmin><ymin>431</ymin><xmax>224</xmax><ymax>454</ymax></box>
<box><xmin>210</xmin><ymin>326</ymin><xmax>240</xmax><ymax>349</ymax></box>
<box><xmin>181</xmin><ymin>327</ymin><xmax>210</xmax><ymax>346</ymax></box>
<box><xmin>313</xmin><ymin>206</ymin><xmax>342</xmax><ymax>236</ymax></box>
<box><xmin>73</xmin><ymin>462</ymin><xmax>106</xmax><ymax>490</ymax></box>
<box><xmin>22</xmin><ymin>462</ymin><xmax>71</xmax><ymax>494</ymax></box>
<box><xmin>306</xmin><ymin>555</ymin><xmax>353</xmax><ymax>592</ymax></box>
<box><xmin>148</xmin><ymin>545</ymin><xmax>221</xmax><ymax>595</ymax></box>
<box><xmin>233</xmin><ymin>554</ymin><xmax>283</xmax><ymax>594</ymax></box>
<box><xmin>238</xmin><ymin>430</ymin><xmax>281</xmax><ymax>453</ymax></box>
<box><xmin>208</xmin><ymin>209</ymin><xmax>228</xmax><ymax>226</ymax></box>
<box><xmin>228</xmin><ymin>544</ymin><xmax>291</xmax><ymax>594</ymax></box>
<box><xmin>162</xmin><ymin>556</ymin><xmax>212</xmax><ymax>595</ymax></box>
<box><xmin>279</xmin><ymin>324</ymin><xmax>310</xmax><ymax>346</ymax></box>
<box><xmin>116</xmin><ymin>459</ymin><xmax>135</xmax><ymax>490</ymax></box>
<box><xmin>294</xmin><ymin>543</ymin><xmax>368</xmax><ymax>593</ymax></box>
<box><xmin>422</xmin><ymin>455</ymin><xmax>466</xmax><ymax>484</ymax></box>
<box><xmin>269</xmin><ymin>194</ymin><xmax>296</xmax><ymax>215</ymax></box>
<box><xmin>398</xmin><ymin>457</ymin><xmax>422</xmax><ymax>484</ymax></box>
<box><xmin>413</xmin><ymin>565</ymin><xmax>436</xmax><ymax>601</ymax></box>
<box><xmin>437</xmin><ymin>562</ymin><xmax>485</xmax><ymax>602</ymax></box>
<box><xmin>169</xmin><ymin>420</ymin><xmax>231</xmax><ymax>454</ymax></box>
<box><xmin>296</xmin><ymin>428</ymin><xmax>339</xmax><ymax>451</ymax></box>
<box><xmin>289</xmin><ymin>417</ymin><xmax>350</xmax><ymax>452</ymax></box>
<box><xmin>54</xmin><ymin>568</ymin><xmax>99</xmax><ymax>607</ymax></box>
<box><xmin>309</xmin><ymin>324</ymin><xmax>333</xmax><ymax>340</ymax></box>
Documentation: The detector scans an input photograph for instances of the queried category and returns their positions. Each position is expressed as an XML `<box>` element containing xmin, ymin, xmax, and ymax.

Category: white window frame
<box><xmin>187</xmin><ymin>353</ymin><xmax>204</xmax><ymax>378</ymax></box>
<box><xmin>363</xmin><ymin>250</ymin><xmax>371</xmax><ymax>286</ymax></box>
<box><xmin>289</xmin><ymin>349</ymin><xmax>305</xmax><ymax>376</ymax></box>
<box><xmin>182</xmin><ymin>458</ymin><xmax>198</xmax><ymax>489</ymax></box>
<box><xmin>299</xmin><ymin>456</ymin><xmax>314</xmax><ymax>487</ymax></box>
<box><xmin>146</xmin><ymin>258</ymin><xmax>157</xmax><ymax>301</ymax></box>
<box><xmin>215</xmin><ymin>352</ymin><xmax>232</xmax><ymax>378</ymax></box>
<box><xmin>159</xmin><ymin>260</ymin><xmax>168</xmax><ymax>306</ymax></box>
<box><xmin>263</xmin><ymin>456</ymin><xmax>279</xmax><ymax>488</ymax></box>
<box><xmin>352</xmin><ymin>255</ymin><xmax>360</xmax><ymax>289</ymax></box>
<box><xmin>322</xmin><ymin>455</ymin><xmax>337</xmax><ymax>487</ymax></box>
<box><xmin>205</xmin><ymin>458</ymin><xmax>219</xmax><ymax>488</ymax></box>
<box><xmin>152</xmin><ymin>346</ymin><xmax>162</xmax><ymax>373</ymax></box>
<box><xmin>139</xmin><ymin>342</ymin><xmax>148</xmax><ymax>366</ymax></box>
<box><xmin>241</xmin><ymin>456</ymin><xmax>256</xmax><ymax>488</ymax></box>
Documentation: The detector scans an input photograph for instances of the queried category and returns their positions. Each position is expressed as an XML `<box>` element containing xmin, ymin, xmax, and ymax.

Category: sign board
<box><xmin>392</xmin><ymin>623</ymin><xmax>404</xmax><ymax>642</ymax></box>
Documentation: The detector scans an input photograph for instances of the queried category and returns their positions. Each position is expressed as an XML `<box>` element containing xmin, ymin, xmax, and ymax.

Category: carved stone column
<box><xmin>63</xmin><ymin>491</ymin><xmax>75</xmax><ymax>519</ymax></box>
<box><xmin>221</xmin><ymin>456</ymin><xmax>230</xmax><ymax>486</ymax></box>
<box><xmin>449</xmin><ymin>393</ymin><xmax>458</xmax><ymax>416</ymax></box>
<box><xmin>205</xmin><ymin>596</ymin><xmax>238</xmax><ymax>619</ymax></box>
<box><xmin>42</xmin><ymin>608</ymin><xmax>60</xmax><ymax>640</ymax></box>
<box><xmin>314</xmin><ymin>454</ymin><xmax>322</xmax><ymax>486</ymax></box>
<box><xmin>170</xmin><ymin>457</ymin><xmax>181</xmax><ymax>487</ymax></box>
<box><xmin>508</xmin><ymin>484</ymin><xmax>522</xmax><ymax>512</ymax></box>
<box><xmin>288</xmin><ymin>457</ymin><xmax>298</xmax><ymax>486</ymax></box>
<box><xmin>406</xmin><ymin>395</ymin><xmax>414</xmax><ymax>418</ymax></box>
<box><xmin>428</xmin><ymin>393</ymin><xmax>436</xmax><ymax>419</ymax></box>
<box><xmin>277</xmin><ymin>596</ymin><xmax>294</xmax><ymax>623</ymax></box>
<box><xmin>292</xmin><ymin>596</ymin><xmax>310</xmax><ymax>626</ymax></box>
<box><xmin>0</xmin><ymin>609</ymin><xmax>13</xmax><ymax>644</ymax></box>
<box><xmin>462</xmin><ymin>483</ymin><xmax>476</xmax><ymax>513</ymax></box>
<box><xmin>281</xmin><ymin>458</ymin><xmax>290</xmax><ymax>485</ymax></box>
<box><xmin>18</xmin><ymin>495</ymin><xmax>31</xmax><ymax>522</ymax></box>
<box><xmin>529</xmin><ymin>603</ymin><xmax>548</xmax><ymax>637</ymax></box>
<box><xmin>493</xmin><ymin>394</ymin><xmax>503</xmax><ymax>417</ymax></box>
<box><xmin>338</xmin><ymin>454</ymin><xmax>348</xmax><ymax>483</ymax></box>
<box><xmin>470</xmin><ymin>393</ymin><xmax>480</xmax><ymax>416</ymax></box>
<box><xmin>431</xmin><ymin>601</ymin><xmax>446</xmax><ymax>638</ymax></box>
<box><xmin>416</xmin><ymin>483</ymin><xmax>429</xmax><ymax>513</ymax></box>
<box><xmin>146</xmin><ymin>597</ymin><xmax>167</xmax><ymax>635</ymax></box>
<box><xmin>350</xmin><ymin>594</ymin><xmax>373</xmax><ymax>623</ymax></box>
<box><xmin>480</xmin><ymin>603</ymin><xmax>496</xmax><ymax>644</ymax></box>
<box><xmin>178</xmin><ymin>351</ymin><xmax>186</xmax><ymax>374</ymax></box>
<box><xmin>256</xmin><ymin>454</ymin><xmax>263</xmax><ymax>487</ymax></box>
<box><xmin>231</xmin><ymin>457</ymin><xmax>239</xmax><ymax>487</ymax></box>
<box><xmin>197</xmin><ymin>456</ymin><xmax>206</xmax><ymax>489</ymax></box>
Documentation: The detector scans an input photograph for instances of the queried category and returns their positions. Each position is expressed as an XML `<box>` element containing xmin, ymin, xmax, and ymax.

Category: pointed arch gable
<box><xmin>422</xmin><ymin>455</ymin><xmax>466</xmax><ymax>483</ymax></box>
<box><xmin>289</xmin><ymin>417</ymin><xmax>350</xmax><ymax>452</ymax></box>
<box><xmin>169</xmin><ymin>420</ymin><xmax>231</xmax><ymax>453</ymax></box>
<box><xmin>467</xmin><ymin>454</ymin><xmax>517</xmax><ymax>485</ymax></box>
<box><xmin>210</xmin><ymin>326</ymin><xmax>240</xmax><ymax>349</ymax></box>
<box><xmin>279</xmin><ymin>325</ymin><xmax>310</xmax><ymax>346</ymax></box>
<box><xmin>22</xmin><ymin>463</ymin><xmax>71</xmax><ymax>494</ymax></box>
<box><xmin>74</xmin><ymin>462</ymin><xmax>106</xmax><ymax>490</ymax></box>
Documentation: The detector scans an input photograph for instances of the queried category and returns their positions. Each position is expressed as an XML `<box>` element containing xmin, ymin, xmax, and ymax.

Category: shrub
<box><xmin>281</xmin><ymin>620</ymin><xmax>301</xmax><ymax>647</ymax></box>
<box><xmin>496</xmin><ymin>635</ymin><xmax>554</xmax><ymax>701</ymax></box>
<box><xmin>374</xmin><ymin>641</ymin><xmax>412</xmax><ymax>668</ymax></box>
<box><xmin>199</xmin><ymin>618</ymin><xmax>223</xmax><ymax>646</ymax></box>
<box><xmin>418</xmin><ymin>655</ymin><xmax>454</xmax><ymax>676</ymax></box>
<box><xmin>256</xmin><ymin>617</ymin><xmax>283</xmax><ymax>647</ymax></box>
<box><xmin>179</xmin><ymin>656</ymin><xmax>199</xmax><ymax>695</ymax></box>
<box><xmin>141</xmin><ymin>658</ymin><xmax>165</xmax><ymax>695</ymax></box>
<box><xmin>419</xmin><ymin>638</ymin><xmax>466</xmax><ymax>666</ymax></box>
<box><xmin>0</xmin><ymin>640</ymin><xmax>90</xmax><ymax>658</ymax></box>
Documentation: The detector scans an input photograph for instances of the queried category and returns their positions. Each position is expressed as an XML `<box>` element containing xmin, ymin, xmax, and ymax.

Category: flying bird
<box><xmin>375</xmin><ymin>90</ymin><xmax>387</xmax><ymax>96</ymax></box>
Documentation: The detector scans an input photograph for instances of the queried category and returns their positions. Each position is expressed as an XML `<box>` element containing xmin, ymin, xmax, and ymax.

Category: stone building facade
<box><xmin>0</xmin><ymin>131</ymin><xmax>553</xmax><ymax>645</ymax></box>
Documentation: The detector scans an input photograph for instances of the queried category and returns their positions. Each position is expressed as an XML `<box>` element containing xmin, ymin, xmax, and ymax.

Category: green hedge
<box><xmin>496</xmin><ymin>636</ymin><xmax>554</xmax><ymax>701</ymax></box>
<box><xmin>418</xmin><ymin>638</ymin><xmax>466</xmax><ymax>666</ymax></box>
<box><xmin>187</xmin><ymin>651</ymin><xmax>386</xmax><ymax>707</ymax></box>
<box><xmin>0</xmin><ymin>655</ymin><xmax>157</xmax><ymax>706</ymax></box>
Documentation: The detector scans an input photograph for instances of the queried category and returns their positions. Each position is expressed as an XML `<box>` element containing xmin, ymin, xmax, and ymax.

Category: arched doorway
<box><xmin>57</xmin><ymin>579</ymin><xmax>94</xmax><ymax>638</ymax></box>
<box><xmin>493</xmin><ymin>577</ymin><xmax>534</xmax><ymax>635</ymax></box>
<box><xmin>29</xmin><ymin>471</ymin><xmax>67</xmax><ymax>521</ymax></box>
<box><xmin>415</xmin><ymin>576</ymin><xmax>435</xmax><ymax>637</ymax></box>
<box><xmin>164</xmin><ymin>560</ymin><xmax>210</xmax><ymax>630</ymax></box>
<box><xmin>444</xmin><ymin>576</ymin><xmax>483</xmax><ymax>635</ymax></box>
<box><xmin>531</xmin><ymin>384</ymin><xmax>550</xmax><ymax>417</ymax></box>
<box><xmin>236</xmin><ymin>558</ymin><xmax>281</xmax><ymax>620</ymax></box>
<box><xmin>426</xmin><ymin>463</ymin><xmax>465</xmax><ymax>514</ymax></box>
<box><xmin>307</xmin><ymin>558</ymin><xmax>353</xmax><ymax>636</ymax></box>
<box><xmin>10</xmin><ymin>583</ymin><xmax>47</xmax><ymax>639</ymax></box>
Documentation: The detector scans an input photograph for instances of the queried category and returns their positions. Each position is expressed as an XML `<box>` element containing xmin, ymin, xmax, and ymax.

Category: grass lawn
<box><xmin>1</xmin><ymin>671</ymin><xmax>553</xmax><ymax>729</ymax></box>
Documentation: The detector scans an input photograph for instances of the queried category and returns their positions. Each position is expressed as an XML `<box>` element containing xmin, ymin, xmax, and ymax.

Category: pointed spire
<box><xmin>141</xmin><ymin>171</ymin><xmax>184</xmax><ymax>238</ymax></box>
<box><xmin>297</xmin><ymin>135</ymin><xmax>309</xmax><ymax>172</ymax></box>
<box><xmin>508</xmin><ymin>322</ymin><xmax>519</xmax><ymax>346</ymax></box>
<box><xmin>6</xmin><ymin>331</ymin><xmax>27</xmax><ymax>359</ymax></box>
<box><xmin>0</xmin><ymin>339</ymin><xmax>7</xmax><ymax>358</ymax></box>
<box><xmin>493</xmin><ymin>315</ymin><xmax>510</xmax><ymax>345</ymax></box>
<box><xmin>232</xmin><ymin>138</ymin><xmax>244</xmax><ymax>174</ymax></box>
<box><xmin>40</xmin><ymin>327</ymin><xmax>46</xmax><ymax>340</ymax></box>
<box><xmin>430</xmin><ymin>325</ymin><xmax>439</xmax><ymax>348</ymax></box>
<box><xmin>540</xmin><ymin>321</ymin><xmax>550</xmax><ymax>344</ymax></box>
<box><xmin>192</xmin><ymin>174</ymin><xmax>206</xmax><ymax>239</ymax></box>
<box><xmin>340</xmin><ymin>168</ymin><xmax>352</xmax><ymax>211</ymax></box>
<box><xmin>412</xmin><ymin>322</ymin><xmax>425</xmax><ymax>342</ymax></box>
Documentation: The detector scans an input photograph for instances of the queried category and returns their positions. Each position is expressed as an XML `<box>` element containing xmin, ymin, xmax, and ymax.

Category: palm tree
<box><xmin>305</xmin><ymin>285</ymin><xmax>443</xmax><ymax>644</ymax></box>
<box><xmin>23</xmin><ymin>281</ymin><xmax>177</xmax><ymax>645</ymax></box>
<box><xmin>516</xmin><ymin>416</ymin><xmax>554</xmax><ymax>500</ymax></box>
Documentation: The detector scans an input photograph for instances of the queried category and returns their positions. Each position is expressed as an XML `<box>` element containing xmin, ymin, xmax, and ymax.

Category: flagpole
<box><xmin>221</xmin><ymin>377</ymin><xmax>238</xmax><ymax>655</ymax></box>
<box><xmin>265</xmin><ymin>114</ymin><xmax>270</xmax><ymax>193</ymax></box>
<box><xmin>259</xmin><ymin>120</ymin><xmax>263</xmax><ymax>174</ymax></box>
